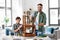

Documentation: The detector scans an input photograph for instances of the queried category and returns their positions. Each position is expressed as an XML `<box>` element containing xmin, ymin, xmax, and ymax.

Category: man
<box><xmin>13</xmin><ymin>17</ymin><xmax>22</xmax><ymax>36</ymax></box>
<box><xmin>33</xmin><ymin>3</ymin><xmax>46</xmax><ymax>33</ymax></box>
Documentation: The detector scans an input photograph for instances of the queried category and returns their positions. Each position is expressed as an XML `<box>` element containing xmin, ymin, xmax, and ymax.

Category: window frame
<box><xmin>49</xmin><ymin>0</ymin><xmax>60</xmax><ymax>26</ymax></box>
<box><xmin>0</xmin><ymin>0</ymin><xmax>12</xmax><ymax>27</ymax></box>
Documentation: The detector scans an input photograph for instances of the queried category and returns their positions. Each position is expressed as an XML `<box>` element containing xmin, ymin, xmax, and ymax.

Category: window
<box><xmin>49</xmin><ymin>0</ymin><xmax>60</xmax><ymax>26</ymax></box>
<box><xmin>50</xmin><ymin>9</ymin><xmax>58</xmax><ymax>24</ymax></box>
<box><xmin>0</xmin><ymin>9</ymin><xmax>5</xmax><ymax>26</ymax></box>
<box><xmin>6</xmin><ymin>0</ymin><xmax>11</xmax><ymax>7</ymax></box>
<box><xmin>0</xmin><ymin>0</ymin><xmax>5</xmax><ymax>7</ymax></box>
<box><xmin>6</xmin><ymin>9</ymin><xmax>11</xmax><ymax>26</ymax></box>
<box><xmin>0</xmin><ymin>0</ymin><xmax>12</xmax><ymax>27</ymax></box>
<box><xmin>50</xmin><ymin>0</ymin><xmax>58</xmax><ymax>8</ymax></box>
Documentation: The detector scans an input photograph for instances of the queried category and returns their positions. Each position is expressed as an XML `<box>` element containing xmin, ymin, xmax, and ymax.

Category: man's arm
<box><xmin>43</xmin><ymin>13</ymin><xmax>46</xmax><ymax>25</ymax></box>
<box><xmin>31</xmin><ymin>11</ymin><xmax>36</xmax><ymax>22</ymax></box>
<box><xmin>38</xmin><ymin>13</ymin><xmax>46</xmax><ymax>26</ymax></box>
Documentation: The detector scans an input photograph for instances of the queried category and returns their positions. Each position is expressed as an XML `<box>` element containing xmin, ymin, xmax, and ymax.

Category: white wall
<box><xmin>22</xmin><ymin>0</ymin><xmax>49</xmax><ymax>26</ymax></box>
<box><xmin>12</xmin><ymin>0</ymin><xmax>49</xmax><ymax>26</ymax></box>
<box><xmin>22</xmin><ymin>0</ymin><xmax>42</xmax><ymax>11</ymax></box>
<box><xmin>12</xmin><ymin>0</ymin><xmax>23</xmax><ymax>24</ymax></box>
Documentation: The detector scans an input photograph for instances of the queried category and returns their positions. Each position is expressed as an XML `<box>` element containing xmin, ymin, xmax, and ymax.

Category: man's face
<box><xmin>16</xmin><ymin>19</ymin><xmax>20</xmax><ymax>24</ymax></box>
<box><xmin>37</xmin><ymin>5</ymin><xmax>43</xmax><ymax>12</ymax></box>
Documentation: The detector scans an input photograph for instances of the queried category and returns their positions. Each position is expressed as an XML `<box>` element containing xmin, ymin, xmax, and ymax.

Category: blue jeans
<box><xmin>6</xmin><ymin>29</ymin><xmax>14</xmax><ymax>36</ymax></box>
<box><xmin>35</xmin><ymin>30</ymin><xmax>44</xmax><ymax>36</ymax></box>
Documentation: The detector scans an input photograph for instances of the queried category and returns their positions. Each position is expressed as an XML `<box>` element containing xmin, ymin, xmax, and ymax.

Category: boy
<box><xmin>13</xmin><ymin>17</ymin><xmax>22</xmax><ymax>36</ymax></box>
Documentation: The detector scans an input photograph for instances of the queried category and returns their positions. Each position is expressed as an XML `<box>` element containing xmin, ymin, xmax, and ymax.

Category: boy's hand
<box><xmin>18</xmin><ymin>25</ymin><xmax>22</xmax><ymax>29</ymax></box>
<box><xmin>14</xmin><ymin>25</ymin><xmax>22</xmax><ymax>32</ymax></box>
<box><xmin>18</xmin><ymin>25</ymin><xmax>22</xmax><ymax>30</ymax></box>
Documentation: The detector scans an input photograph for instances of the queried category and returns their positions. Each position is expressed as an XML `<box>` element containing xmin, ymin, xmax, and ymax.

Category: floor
<box><xmin>2</xmin><ymin>36</ymin><xmax>51</xmax><ymax>40</ymax></box>
<box><xmin>0</xmin><ymin>27</ymin><xmax>54</xmax><ymax>40</ymax></box>
<box><xmin>0</xmin><ymin>29</ymin><xmax>51</xmax><ymax>40</ymax></box>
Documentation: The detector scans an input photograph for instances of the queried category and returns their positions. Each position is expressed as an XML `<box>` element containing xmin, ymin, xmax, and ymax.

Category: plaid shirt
<box><xmin>34</xmin><ymin>11</ymin><xmax>46</xmax><ymax>32</ymax></box>
<box><xmin>13</xmin><ymin>23</ymin><xmax>22</xmax><ymax>36</ymax></box>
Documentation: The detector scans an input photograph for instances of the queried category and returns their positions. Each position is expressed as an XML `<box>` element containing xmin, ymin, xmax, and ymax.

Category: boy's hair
<box><xmin>37</xmin><ymin>3</ymin><xmax>43</xmax><ymax>6</ymax></box>
<box><xmin>16</xmin><ymin>17</ymin><xmax>21</xmax><ymax>20</ymax></box>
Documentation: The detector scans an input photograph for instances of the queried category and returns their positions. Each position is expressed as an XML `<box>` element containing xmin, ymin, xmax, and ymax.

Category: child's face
<box><xmin>16</xmin><ymin>19</ymin><xmax>21</xmax><ymax>24</ymax></box>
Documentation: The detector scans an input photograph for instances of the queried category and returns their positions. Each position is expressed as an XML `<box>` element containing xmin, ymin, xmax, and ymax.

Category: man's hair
<box><xmin>16</xmin><ymin>17</ymin><xmax>21</xmax><ymax>20</ymax></box>
<box><xmin>37</xmin><ymin>3</ymin><xmax>43</xmax><ymax>6</ymax></box>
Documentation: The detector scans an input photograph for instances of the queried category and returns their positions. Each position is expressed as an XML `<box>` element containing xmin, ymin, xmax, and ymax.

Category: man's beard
<box><xmin>38</xmin><ymin>10</ymin><xmax>42</xmax><ymax>12</ymax></box>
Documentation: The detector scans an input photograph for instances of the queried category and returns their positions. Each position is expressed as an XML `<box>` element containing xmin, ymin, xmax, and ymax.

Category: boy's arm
<box><xmin>13</xmin><ymin>24</ymin><xmax>22</xmax><ymax>32</ymax></box>
<box><xmin>13</xmin><ymin>24</ymin><xmax>18</xmax><ymax>32</ymax></box>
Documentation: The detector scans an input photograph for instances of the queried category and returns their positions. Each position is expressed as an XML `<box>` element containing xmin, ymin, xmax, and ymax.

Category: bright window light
<box><xmin>50</xmin><ymin>0</ymin><xmax>58</xmax><ymax>8</ymax></box>
<box><xmin>50</xmin><ymin>9</ymin><xmax>58</xmax><ymax>24</ymax></box>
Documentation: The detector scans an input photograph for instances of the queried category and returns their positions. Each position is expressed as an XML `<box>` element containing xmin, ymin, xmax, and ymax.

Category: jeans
<box><xmin>6</xmin><ymin>29</ymin><xmax>14</xmax><ymax>36</ymax></box>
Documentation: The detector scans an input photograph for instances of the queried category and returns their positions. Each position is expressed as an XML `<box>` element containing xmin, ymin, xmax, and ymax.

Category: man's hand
<box><xmin>38</xmin><ymin>23</ymin><xmax>44</xmax><ymax>26</ymax></box>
